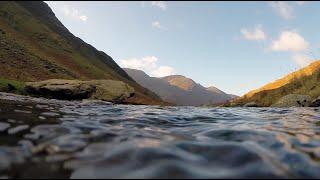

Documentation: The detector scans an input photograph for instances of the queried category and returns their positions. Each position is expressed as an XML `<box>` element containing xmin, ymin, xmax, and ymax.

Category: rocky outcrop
<box><xmin>25</xmin><ymin>79</ymin><xmax>134</xmax><ymax>103</ymax></box>
<box><xmin>310</xmin><ymin>96</ymin><xmax>320</xmax><ymax>107</ymax></box>
<box><xmin>243</xmin><ymin>102</ymin><xmax>259</xmax><ymax>107</ymax></box>
<box><xmin>271</xmin><ymin>94</ymin><xmax>311</xmax><ymax>107</ymax></box>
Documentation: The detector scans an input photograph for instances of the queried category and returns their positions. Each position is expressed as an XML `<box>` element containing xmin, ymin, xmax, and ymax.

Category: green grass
<box><xmin>0</xmin><ymin>78</ymin><xmax>25</xmax><ymax>94</ymax></box>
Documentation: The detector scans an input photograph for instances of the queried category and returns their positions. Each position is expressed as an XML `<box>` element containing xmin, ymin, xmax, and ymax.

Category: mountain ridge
<box><xmin>124</xmin><ymin>68</ymin><xmax>236</xmax><ymax>106</ymax></box>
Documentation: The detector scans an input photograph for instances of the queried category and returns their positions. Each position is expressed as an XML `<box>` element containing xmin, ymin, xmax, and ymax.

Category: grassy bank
<box><xmin>0</xmin><ymin>78</ymin><xmax>25</xmax><ymax>94</ymax></box>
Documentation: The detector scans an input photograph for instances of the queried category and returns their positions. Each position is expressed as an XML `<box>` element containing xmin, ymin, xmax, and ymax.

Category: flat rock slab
<box><xmin>25</xmin><ymin>79</ymin><xmax>135</xmax><ymax>103</ymax></box>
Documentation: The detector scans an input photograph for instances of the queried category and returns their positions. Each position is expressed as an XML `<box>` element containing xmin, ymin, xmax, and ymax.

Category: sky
<box><xmin>45</xmin><ymin>1</ymin><xmax>320</xmax><ymax>96</ymax></box>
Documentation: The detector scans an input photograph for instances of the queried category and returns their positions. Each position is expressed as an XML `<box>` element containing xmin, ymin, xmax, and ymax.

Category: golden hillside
<box><xmin>233</xmin><ymin>60</ymin><xmax>320</xmax><ymax>106</ymax></box>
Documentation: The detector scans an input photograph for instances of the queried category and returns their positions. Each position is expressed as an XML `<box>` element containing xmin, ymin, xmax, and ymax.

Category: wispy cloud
<box><xmin>269</xmin><ymin>1</ymin><xmax>294</xmax><ymax>20</ymax></box>
<box><xmin>241</xmin><ymin>25</ymin><xmax>267</xmax><ymax>41</ymax></box>
<box><xmin>151</xmin><ymin>1</ymin><xmax>167</xmax><ymax>10</ymax></box>
<box><xmin>270</xmin><ymin>30</ymin><xmax>313</xmax><ymax>67</ymax></box>
<box><xmin>152</xmin><ymin>66</ymin><xmax>175</xmax><ymax>77</ymax></box>
<box><xmin>270</xmin><ymin>31</ymin><xmax>309</xmax><ymax>52</ymax></box>
<box><xmin>152</xmin><ymin>21</ymin><xmax>168</xmax><ymax>30</ymax></box>
<box><xmin>62</xmin><ymin>5</ymin><xmax>88</xmax><ymax>22</ymax></box>
<box><xmin>120</xmin><ymin>56</ymin><xmax>176</xmax><ymax>77</ymax></box>
<box><xmin>292</xmin><ymin>54</ymin><xmax>314</xmax><ymax>67</ymax></box>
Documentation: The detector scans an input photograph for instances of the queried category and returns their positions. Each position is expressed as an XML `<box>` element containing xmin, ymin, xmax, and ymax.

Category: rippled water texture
<box><xmin>0</xmin><ymin>93</ymin><xmax>320</xmax><ymax>178</ymax></box>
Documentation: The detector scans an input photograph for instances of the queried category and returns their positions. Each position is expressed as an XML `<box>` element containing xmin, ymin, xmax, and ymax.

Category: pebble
<box><xmin>41</xmin><ymin>112</ymin><xmax>60</xmax><ymax>117</ymax></box>
<box><xmin>38</xmin><ymin>116</ymin><xmax>46</xmax><ymax>120</ymax></box>
<box><xmin>35</xmin><ymin>104</ymin><xmax>49</xmax><ymax>109</ymax></box>
<box><xmin>14</xmin><ymin>109</ymin><xmax>32</xmax><ymax>114</ymax></box>
<box><xmin>24</xmin><ymin>133</ymin><xmax>41</xmax><ymax>140</ymax></box>
<box><xmin>7</xmin><ymin>119</ymin><xmax>17</xmax><ymax>123</ymax></box>
<box><xmin>8</xmin><ymin>125</ymin><xmax>30</xmax><ymax>135</ymax></box>
<box><xmin>45</xmin><ymin>154</ymin><xmax>72</xmax><ymax>163</ymax></box>
<box><xmin>0</xmin><ymin>122</ymin><xmax>10</xmax><ymax>132</ymax></box>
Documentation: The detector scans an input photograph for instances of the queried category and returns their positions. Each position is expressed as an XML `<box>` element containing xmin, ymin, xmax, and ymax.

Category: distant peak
<box><xmin>207</xmin><ymin>86</ymin><xmax>226</xmax><ymax>95</ymax></box>
<box><xmin>162</xmin><ymin>75</ymin><xmax>197</xmax><ymax>91</ymax></box>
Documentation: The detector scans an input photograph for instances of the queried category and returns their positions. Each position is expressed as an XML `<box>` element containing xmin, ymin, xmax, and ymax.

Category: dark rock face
<box><xmin>310</xmin><ymin>97</ymin><xmax>320</xmax><ymax>107</ymax></box>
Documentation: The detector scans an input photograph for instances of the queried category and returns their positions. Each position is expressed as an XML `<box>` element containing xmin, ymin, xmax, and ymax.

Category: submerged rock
<box><xmin>25</xmin><ymin>79</ymin><xmax>135</xmax><ymax>103</ymax></box>
<box><xmin>310</xmin><ymin>96</ymin><xmax>320</xmax><ymax>107</ymax></box>
<box><xmin>271</xmin><ymin>94</ymin><xmax>311</xmax><ymax>107</ymax></box>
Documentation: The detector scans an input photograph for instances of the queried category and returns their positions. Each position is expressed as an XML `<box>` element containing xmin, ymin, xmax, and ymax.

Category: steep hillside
<box><xmin>0</xmin><ymin>1</ymin><xmax>163</xmax><ymax>105</ymax></box>
<box><xmin>125</xmin><ymin>69</ymin><xmax>235</xmax><ymax>106</ymax></box>
<box><xmin>233</xmin><ymin>60</ymin><xmax>320</xmax><ymax>106</ymax></box>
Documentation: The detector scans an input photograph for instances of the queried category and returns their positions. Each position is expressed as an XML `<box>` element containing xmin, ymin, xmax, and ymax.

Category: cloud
<box><xmin>269</xmin><ymin>30</ymin><xmax>313</xmax><ymax>67</ymax></box>
<box><xmin>79</xmin><ymin>15</ymin><xmax>88</xmax><ymax>22</ymax></box>
<box><xmin>120</xmin><ymin>56</ymin><xmax>157</xmax><ymax>70</ymax></box>
<box><xmin>120</xmin><ymin>56</ymin><xmax>176</xmax><ymax>77</ymax></box>
<box><xmin>62</xmin><ymin>5</ymin><xmax>88</xmax><ymax>22</ymax></box>
<box><xmin>241</xmin><ymin>25</ymin><xmax>267</xmax><ymax>41</ymax></box>
<box><xmin>296</xmin><ymin>1</ymin><xmax>306</xmax><ymax>5</ymax></box>
<box><xmin>292</xmin><ymin>54</ymin><xmax>314</xmax><ymax>67</ymax></box>
<box><xmin>152</xmin><ymin>21</ymin><xmax>167</xmax><ymax>30</ymax></box>
<box><xmin>152</xmin><ymin>66</ymin><xmax>176</xmax><ymax>77</ymax></box>
<box><xmin>269</xmin><ymin>1</ymin><xmax>294</xmax><ymax>20</ymax></box>
<box><xmin>151</xmin><ymin>1</ymin><xmax>167</xmax><ymax>10</ymax></box>
<box><xmin>270</xmin><ymin>31</ymin><xmax>309</xmax><ymax>52</ymax></box>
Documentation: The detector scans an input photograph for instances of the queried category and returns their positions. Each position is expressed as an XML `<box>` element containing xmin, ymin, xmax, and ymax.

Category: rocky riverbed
<box><xmin>0</xmin><ymin>92</ymin><xmax>320</xmax><ymax>178</ymax></box>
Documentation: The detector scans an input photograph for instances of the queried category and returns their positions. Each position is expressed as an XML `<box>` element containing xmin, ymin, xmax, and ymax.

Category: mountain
<box><xmin>162</xmin><ymin>75</ymin><xmax>197</xmax><ymax>91</ymax></box>
<box><xmin>0</xmin><ymin>1</ymin><xmax>164</xmax><ymax>105</ymax></box>
<box><xmin>124</xmin><ymin>68</ymin><xmax>235</xmax><ymax>106</ymax></box>
<box><xmin>206</xmin><ymin>86</ymin><xmax>238</xmax><ymax>100</ymax></box>
<box><xmin>233</xmin><ymin>60</ymin><xmax>320</xmax><ymax>106</ymax></box>
<box><xmin>227</xmin><ymin>94</ymin><xmax>239</xmax><ymax>99</ymax></box>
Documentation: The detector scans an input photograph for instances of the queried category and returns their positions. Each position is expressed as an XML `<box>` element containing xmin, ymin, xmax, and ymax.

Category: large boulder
<box><xmin>310</xmin><ymin>96</ymin><xmax>320</xmax><ymax>107</ymax></box>
<box><xmin>25</xmin><ymin>79</ymin><xmax>134</xmax><ymax>103</ymax></box>
<box><xmin>271</xmin><ymin>94</ymin><xmax>311</xmax><ymax>107</ymax></box>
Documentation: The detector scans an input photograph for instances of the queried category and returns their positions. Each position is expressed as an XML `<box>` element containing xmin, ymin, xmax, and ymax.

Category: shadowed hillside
<box><xmin>0</xmin><ymin>1</ymin><xmax>164</xmax><ymax>105</ymax></box>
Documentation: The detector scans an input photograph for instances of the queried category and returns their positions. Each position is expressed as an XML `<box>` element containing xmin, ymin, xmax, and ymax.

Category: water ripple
<box><xmin>0</xmin><ymin>94</ymin><xmax>320</xmax><ymax>178</ymax></box>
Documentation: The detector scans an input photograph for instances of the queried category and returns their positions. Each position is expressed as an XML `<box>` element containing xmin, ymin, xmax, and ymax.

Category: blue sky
<box><xmin>46</xmin><ymin>1</ymin><xmax>320</xmax><ymax>96</ymax></box>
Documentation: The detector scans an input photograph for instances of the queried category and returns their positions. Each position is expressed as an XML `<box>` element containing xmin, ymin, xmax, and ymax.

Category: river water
<box><xmin>0</xmin><ymin>92</ymin><xmax>320</xmax><ymax>178</ymax></box>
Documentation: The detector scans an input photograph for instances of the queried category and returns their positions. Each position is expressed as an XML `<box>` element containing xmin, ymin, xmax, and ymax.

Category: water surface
<box><xmin>0</xmin><ymin>93</ymin><xmax>320</xmax><ymax>178</ymax></box>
